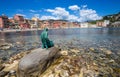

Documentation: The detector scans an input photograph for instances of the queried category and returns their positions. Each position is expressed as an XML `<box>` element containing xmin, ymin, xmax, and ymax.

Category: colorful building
<box><xmin>52</xmin><ymin>21</ymin><xmax>61</xmax><ymax>28</ymax></box>
<box><xmin>0</xmin><ymin>14</ymin><xmax>9</xmax><ymax>29</ymax></box>
<box><xmin>96</xmin><ymin>20</ymin><xmax>109</xmax><ymax>27</ymax></box>
<box><xmin>96</xmin><ymin>21</ymin><xmax>104</xmax><ymax>27</ymax></box>
<box><xmin>31</xmin><ymin>17</ymin><xmax>40</xmax><ymax>28</ymax></box>
<box><xmin>80</xmin><ymin>22</ymin><xmax>89</xmax><ymax>28</ymax></box>
<box><xmin>13</xmin><ymin>14</ymin><xmax>24</xmax><ymax>23</ymax></box>
<box><xmin>13</xmin><ymin>14</ymin><xmax>30</xmax><ymax>29</ymax></box>
<box><xmin>72</xmin><ymin>22</ymin><xmax>80</xmax><ymax>28</ymax></box>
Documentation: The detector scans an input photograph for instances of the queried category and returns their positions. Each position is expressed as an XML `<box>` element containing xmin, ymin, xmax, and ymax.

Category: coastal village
<box><xmin>0</xmin><ymin>0</ymin><xmax>120</xmax><ymax>76</ymax></box>
<box><xmin>0</xmin><ymin>12</ymin><xmax>120</xmax><ymax>77</ymax></box>
<box><xmin>0</xmin><ymin>14</ymin><xmax>111</xmax><ymax>31</ymax></box>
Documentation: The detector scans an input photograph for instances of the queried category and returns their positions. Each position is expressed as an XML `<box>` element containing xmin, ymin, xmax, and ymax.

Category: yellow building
<box><xmin>31</xmin><ymin>17</ymin><xmax>41</xmax><ymax>28</ymax></box>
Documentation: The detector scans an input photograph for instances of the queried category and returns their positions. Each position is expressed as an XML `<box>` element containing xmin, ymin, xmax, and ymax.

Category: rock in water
<box><xmin>17</xmin><ymin>47</ymin><xmax>60</xmax><ymax>77</ymax></box>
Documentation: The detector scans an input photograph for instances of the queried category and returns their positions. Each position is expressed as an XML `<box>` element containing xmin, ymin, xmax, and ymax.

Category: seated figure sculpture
<box><xmin>40</xmin><ymin>28</ymin><xmax>54</xmax><ymax>49</ymax></box>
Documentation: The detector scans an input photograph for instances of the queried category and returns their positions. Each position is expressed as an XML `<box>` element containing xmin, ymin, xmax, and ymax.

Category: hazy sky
<box><xmin>0</xmin><ymin>0</ymin><xmax>120</xmax><ymax>22</ymax></box>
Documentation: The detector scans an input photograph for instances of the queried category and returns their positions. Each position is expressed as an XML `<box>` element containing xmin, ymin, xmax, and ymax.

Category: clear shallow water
<box><xmin>0</xmin><ymin>28</ymin><xmax>120</xmax><ymax>58</ymax></box>
<box><xmin>49</xmin><ymin>28</ymin><xmax>120</xmax><ymax>51</ymax></box>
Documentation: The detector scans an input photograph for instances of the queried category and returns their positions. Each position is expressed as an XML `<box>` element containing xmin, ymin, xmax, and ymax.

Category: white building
<box><xmin>80</xmin><ymin>22</ymin><xmax>89</xmax><ymax>28</ymax></box>
<box><xmin>103</xmin><ymin>20</ymin><xmax>110</xmax><ymax>27</ymax></box>
<box><xmin>89</xmin><ymin>24</ymin><xmax>98</xmax><ymax>28</ymax></box>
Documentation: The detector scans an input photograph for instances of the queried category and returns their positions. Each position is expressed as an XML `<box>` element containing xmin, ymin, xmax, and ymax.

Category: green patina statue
<box><xmin>40</xmin><ymin>28</ymin><xmax>54</xmax><ymax>49</ymax></box>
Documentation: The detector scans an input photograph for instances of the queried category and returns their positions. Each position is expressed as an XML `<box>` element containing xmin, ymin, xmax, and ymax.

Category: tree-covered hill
<box><xmin>103</xmin><ymin>12</ymin><xmax>120</xmax><ymax>23</ymax></box>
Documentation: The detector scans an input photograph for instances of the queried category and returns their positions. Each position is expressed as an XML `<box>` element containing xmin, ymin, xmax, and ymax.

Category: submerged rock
<box><xmin>0</xmin><ymin>49</ymin><xmax>33</xmax><ymax>77</ymax></box>
<box><xmin>0</xmin><ymin>43</ymin><xmax>13</xmax><ymax>50</ymax></box>
<box><xmin>7</xmin><ymin>70</ymin><xmax>17</xmax><ymax>77</ymax></box>
<box><xmin>0</xmin><ymin>45</ymin><xmax>119</xmax><ymax>77</ymax></box>
<box><xmin>0</xmin><ymin>65</ymin><xmax>5</xmax><ymax>71</ymax></box>
<box><xmin>99</xmin><ymin>48</ymin><xmax>112</xmax><ymax>55</ymax></box>
<box><xmin>60</xmin><ymin>50</ymin><xmax>68</xmax><ymax>56</ymax></box>
<box><xmin>0</xmin><ymin>71</ymin><xmax>9</xmax><ymax>77</ymax></box>
<box><xmin>39</xmin><ymin>48</ymin><xmax>120</xmax><ymax>77</ymax></box>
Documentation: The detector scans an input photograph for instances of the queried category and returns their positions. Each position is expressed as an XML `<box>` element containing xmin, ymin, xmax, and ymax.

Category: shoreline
<box><xmin>0</xmin><ymin>27</ymin><xmax>103</xmax><ymax>33</ymax></box>
<box><xmin>0</xmin><ymin>28</ymin><xmax>42</xmax><ymax>33</ymax></box>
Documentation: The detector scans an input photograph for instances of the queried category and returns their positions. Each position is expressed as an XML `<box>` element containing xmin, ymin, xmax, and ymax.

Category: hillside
<box><xmin>103</xmin><ymin>12</ymin><xmax>120</xmax><ymax>23</ymax></box>
<box><xmin>89</xmin><ymin>12</ymin><xmax>120</xmax><ymax>27</ymax></box>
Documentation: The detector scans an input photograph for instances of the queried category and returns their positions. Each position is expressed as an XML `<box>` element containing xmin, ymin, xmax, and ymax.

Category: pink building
<box><xmin>13</xmin><ymin>14</ymin><xmax>30</xmax><ymax>29</ymax></box>
<box><xmin>13</xmin><ymin>14</ymin><xmax>24</xmax><ymax>23</ymax></box>
<box><xmin>20</xmin><ymin>23</ymin><xmax>30</xmax><ymax>29</ymax></box>
<box><xmin>53</xmin><ymin>21</ymin><xmax>61</xmax><ymax>28</ymax></box>
<box><xmin>96</xmin><ymin>21</ymin><xmax>104</xmax><ymax>27</ymax></box>
<box><xmin>0</xmin><ymin>17</ymin><xmax>3</xmax><ymax>28</ymax></box>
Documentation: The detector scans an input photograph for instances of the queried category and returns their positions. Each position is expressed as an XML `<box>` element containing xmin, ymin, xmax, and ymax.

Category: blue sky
<box><xmin>0</xmin><ymin>0</ymin><xmax>120</xmax><ymax>22</ymax></box>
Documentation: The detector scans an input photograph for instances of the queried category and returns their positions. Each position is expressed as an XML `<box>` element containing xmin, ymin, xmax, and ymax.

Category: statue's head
<box><xmin>44</xmin><ymin>28</ymin><xmax>48</xmax><ymax>31</ymax></box>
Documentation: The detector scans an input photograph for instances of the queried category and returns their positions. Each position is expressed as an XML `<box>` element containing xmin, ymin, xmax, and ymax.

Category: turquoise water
<box><xmin>0</xmin><ymin>28</ymin><xmax>120</xmax><ymax>58</ymax></box>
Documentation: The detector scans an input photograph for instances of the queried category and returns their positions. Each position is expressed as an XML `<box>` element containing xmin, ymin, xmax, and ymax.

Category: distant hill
<box><xmin>88</xmin><ymin>12</ymin><xmax>120</xmax><ymax>27</ymax></box>
<box><xmin>102</xmin><ymin>12</ymin><xmax>120</xmax><ymax>27</ymax></box>
<box><xmin>103</xmin><ymin>12</ymin><xmax>120</xmax><ymax>23</ymax></box>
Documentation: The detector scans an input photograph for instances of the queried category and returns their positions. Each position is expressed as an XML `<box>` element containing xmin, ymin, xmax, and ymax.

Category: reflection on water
<box><xmin>0</xmin><ymin>28</ymin><xmax>120</xmax><ymax>58</ymax></box>
<box><xmin>0</xmin><ymin>32</ymin><xmax>6</xmax><ymax>45</ymax></box>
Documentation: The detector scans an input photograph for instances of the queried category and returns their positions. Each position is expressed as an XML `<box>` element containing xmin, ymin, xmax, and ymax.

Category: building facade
<box><xmin>13</xmin><ymin>14</ymin><xmax>30</xmax><ymax>29</ymax></box>
<box><xmin>0</xmin><ymin>15</ymin><xmax>9</xmax><ymax>29</ymax></box>
<box><xmin>96</xmin><ymin>20</ymin><xmax>109</xmax><ymax>27</ymax></box>
<box><xmin>13</xmin><ymin>14</ymin><xmax>24</xmax><ymax>23</ymax></box>
<box><xmin>80</xmin><ymin>22</ymin><xmax>89</xmax><ymax>28</ymax></box>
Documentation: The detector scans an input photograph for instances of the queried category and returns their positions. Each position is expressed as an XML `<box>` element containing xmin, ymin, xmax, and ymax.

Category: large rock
<box><xmin>17</xmin><ymin>47</ymin><xmax>60</xmax><ymax>77</ymax></box>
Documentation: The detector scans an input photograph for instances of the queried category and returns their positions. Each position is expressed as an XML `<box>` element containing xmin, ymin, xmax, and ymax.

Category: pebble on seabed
<box><xmin>0</xmin><ymin>46</ymin><xmax>120</xmax><ymax>77</ymax></box>
<box><xmin>39</xmin><ymin>48</ymin><xmax>120</xmax><ymax>77</ymax></box>
<box><xmin>60</xmin><ymin>50</ymin><xmax>68</xmax><ymax>56</ymax></box>
<box><xmin>0</xmin><ymin>49</ymin><xmax>33</xmax><ymax>77</ymax></box>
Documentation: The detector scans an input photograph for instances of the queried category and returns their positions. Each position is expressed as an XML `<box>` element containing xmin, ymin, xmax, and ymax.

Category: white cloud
<box><xmin>68</xmin><ymin>15</ymin><xmax>78</xmax><ymax>21</ymax></box>
<box><xmin>46</xmin><ymin>7</ymin><xmax>78</xmax><ymax>21</ymax></box>
<box><xmin>80</xmin><ymin>8</ymin><xmax>102</xmax><ymax>21</ymax></box>
<box><xmin>82</xmin><ymin>5</ymin><xmax>87</xmax><ymax>8</ymax></box>
<box><xmin>40</xmin><ymin>16</ymin><xmax>58</xmax><ymax>20</ymax></box>
<box><xmin>16</xmin><ymin>14</ymin><xmax>26</xmax><ymax>17</ymax></box>
<box><xmin>30</xmin><ymin>10</ymin><xmax>37</xmax><ymax>12</ymax></box>
<box><xmin>40</xmin><ymin>14</ymin><xmax>78</xmax><ymax>22</ymax></box>
<box><xmin>33</xmin><ymin>14</ymin><xmax>40</xmax><ymax>18</ymax></box>
<box><xmin>41</xmin><ymin>5</ymin><xmax>102</xmax><ymax>22</ymax></box>
<box><xmin>46</xmin><ymin>7</ymin><xmax>69</xmax><ymax>19</ymax></box>
<box><xmin>69</xmin><ymin>5</ymin><xmax>80</xmax><ymax>10</ymax></box>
